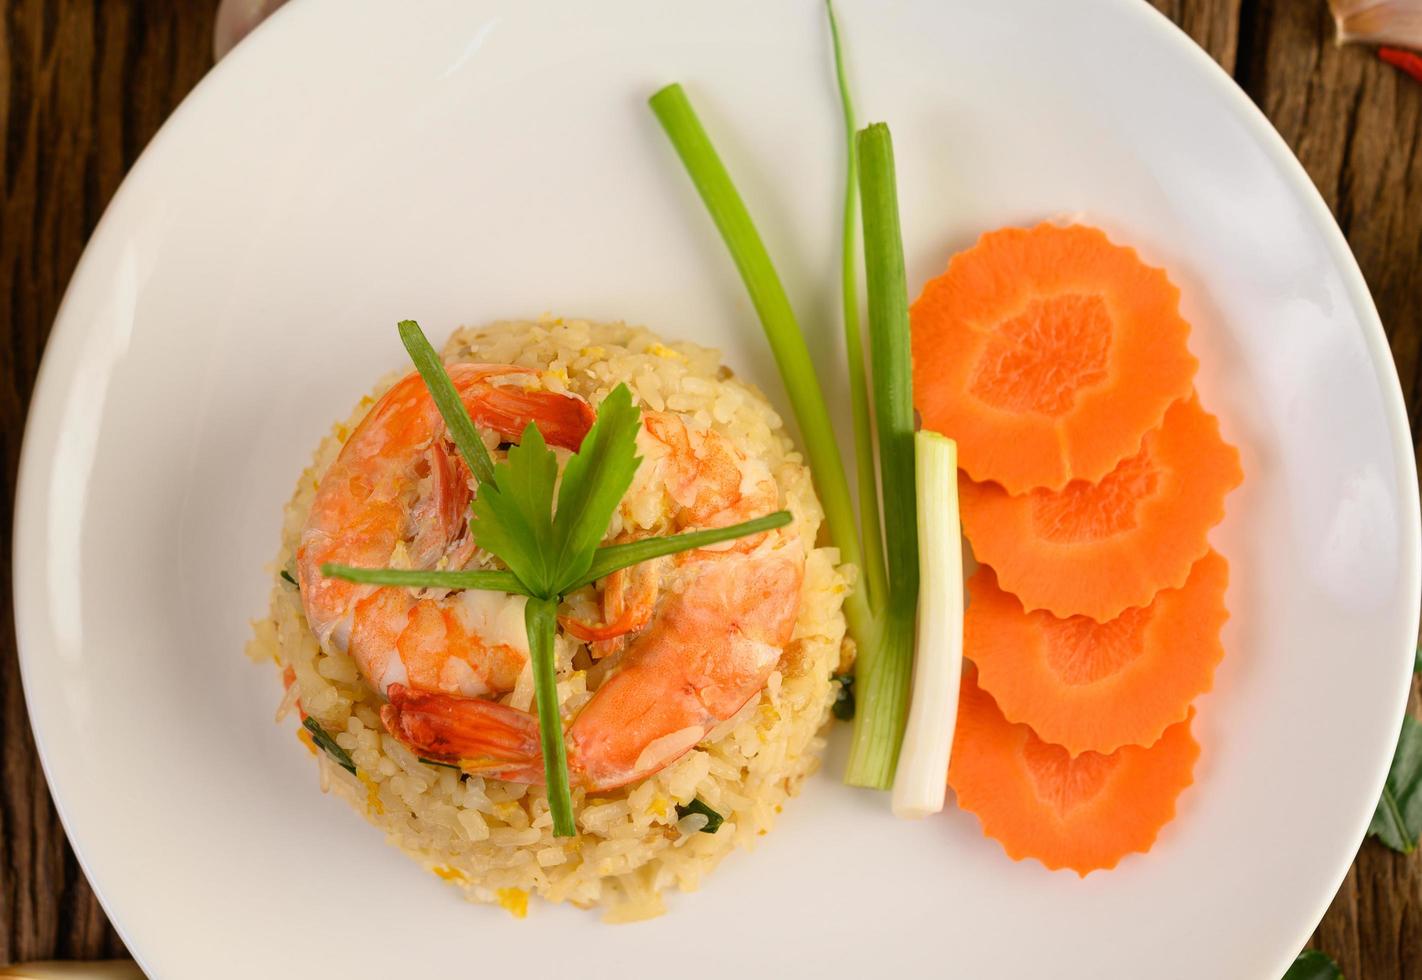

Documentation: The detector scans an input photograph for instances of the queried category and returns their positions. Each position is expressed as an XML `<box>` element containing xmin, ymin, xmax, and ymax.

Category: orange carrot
<box><xmin>948</xmin><ymin>669</ymin><xmax>1199</xmax><ymax>875</ymax></box>
<box><xmin>959</xmin><ymin>394</ymin><xmax>1241</xmax><ymax>621</ymax></box>
<box><xmin>966</xmin><ymin>551</ymin><xmax>1229</xmax><ymax>755</ymax></box>
<box><xmin>911</xmin><ymin>223</ymin><xmax>1197</xmax><ymax>493</ymax></box>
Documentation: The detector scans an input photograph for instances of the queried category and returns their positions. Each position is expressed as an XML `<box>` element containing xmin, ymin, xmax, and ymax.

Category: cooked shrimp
<box><xmin>558</xmin><ymin>411</ymin><xmax>781</xmax><ymax>654</ymax></box>
<box><xmin>558</xmin><ymin>560</ymin><xmax>661</xmax><ymax>659</ymax></box>
<box><xmin>382</xmin><ymin>411</ymin><xmax>807</xmax><ymax>792</ymax></box>
<box><xmin>297</xmin><ymin>364</ymin><xmax>594</xmax><ymax>700</ymax></box>
<box><xmin>385</xmin><ymin>549</ymin><xmax>804</xmax><ymax>791</ymax></box>
<box><xmin>640</xmin><ymin>411</ymin><xmax>780</xmax><ymax>532</ymax></box>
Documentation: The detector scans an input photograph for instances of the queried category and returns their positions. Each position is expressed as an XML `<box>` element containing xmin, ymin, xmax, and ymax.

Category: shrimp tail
<box><xmin>467</xmin><ymin>382</ymin><xmax>595</xmax><ymax>451</ymax></box>
<box><xmin>558</xmin><ymin>560</ymin><xmax>662</xmax><ymax>657</ymax></box>
<box><xmin>557</xmin><ymin>595</ymin><xmax>653</xmax><ymax>644</ymax></box>
<box><xmin>382</xmin><ymin>683</ymin><xmax>543</xmax><ymax>778</ymax></box>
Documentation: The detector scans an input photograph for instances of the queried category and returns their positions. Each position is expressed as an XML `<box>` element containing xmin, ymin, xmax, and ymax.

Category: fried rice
<box><xmin>246</xmin><ymin>316</ymin><xmax>847</xmax><ymax>921</ymax></box>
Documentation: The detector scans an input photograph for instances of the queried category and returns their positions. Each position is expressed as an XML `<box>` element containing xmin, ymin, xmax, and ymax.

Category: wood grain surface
<box><xmin>1</xmin><ymin>0</ymin><xmax>1419</xmax><ymax>975</ymax></box>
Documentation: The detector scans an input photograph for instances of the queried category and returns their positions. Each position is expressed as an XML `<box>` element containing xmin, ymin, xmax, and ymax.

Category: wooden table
<box><xmin>2</xmin><ymin>0</ymin><xmax>1419</xmax><ymax>975</ymax></box>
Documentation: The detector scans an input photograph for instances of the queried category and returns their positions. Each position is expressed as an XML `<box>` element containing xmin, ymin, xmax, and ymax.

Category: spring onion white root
<box><xmin>891</xmin><ymin>430</ymin><xmax>963</xmax><ymax>818</ymax></box>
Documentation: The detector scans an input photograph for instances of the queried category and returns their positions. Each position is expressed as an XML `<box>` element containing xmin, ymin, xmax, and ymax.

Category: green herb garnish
<box><xmin>675</xmin><ymin>798</ymin><xmax>725</xmax><ymax>834</ymax></box>
<box><xmin>280</xmin><ymin>569</ymin><xmax>299</xmax><ymax>588</ymax></box>
<box><xmin>523</xmin><ymin>595</ymin><xmax>575</xmax><ymax>829</ymax></box>
<box><xmin>832</xmin><ymin>672</ymin><xmax>856</xmax><ymax>721</ymax></box>
<box><xmin>303</xmin><ymin>717</ymin><xmax>356</xmax><ymax>776</ymax></box>
<box><xmin>318</xmin><ymin>566</ymin><xmax>523</xmax><ymax>592</ymax></box>
<box><xmin>470</xmin><ymin>385</ymin><xmax>642</xmax><ymax>597</ymax></box>
<box><xmin>1283</xmin><ymin>950</ymin><xmax>1344</xmax><ymax>980</ymax></box>
<box><xmin>468</xmin><ymin>422</ymin><xmax>564</xmax><ymax>596</ymax></box>
<box><xmin>398</xmin><ymin>320</ymin><xmax>496</xmax><ymax>485</ymax></box>
<box><xmin>322</xmin><ymin>514</ymin><xmax>788</xmax><ymax>595</ymax></box>
<box><xmin>323</xmin><ymin>321</ymin><xmax>789</xmax><ymax>838</ymax></box>
<box><xmin>568</xmin><ymin>511</ymin><xmax>789</xmax><ymax>590</ymax></box>
<box><xmin>547</xmin><ymin>385</ymin><xmax>644</xmax><ymax>585</ymax></box>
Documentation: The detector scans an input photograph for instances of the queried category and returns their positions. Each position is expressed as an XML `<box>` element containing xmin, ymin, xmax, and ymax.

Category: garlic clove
<box><xmin>213</xmin><ymin>0</ymin><xmax>291</xmax><ymax>61</ymax></box>
<box><xmin>1330</xmin><ymin>0</ymin><xmax>1422</xmax><ymax>48</ymax></box>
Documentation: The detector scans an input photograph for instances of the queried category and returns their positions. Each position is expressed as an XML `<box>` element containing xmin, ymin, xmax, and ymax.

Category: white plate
<box><xmin>15</xmin><ymin>1</ymin><xmax>1420</xmax><ymax>976</ymax></box>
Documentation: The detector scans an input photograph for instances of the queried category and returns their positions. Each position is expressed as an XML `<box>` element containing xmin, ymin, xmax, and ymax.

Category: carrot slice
<box><xmin>966</xmin><ymin>551</ymin><xmax>1229</xmax><ymax>755</ymax></box>
<box><xmin>959</xmin><ymin>394</ymin><xmax>1241</xmax><ymax>621</ymax></box>
<box><xmin>911</xmin><ymin>223</ymin><xmax>1198</xmax><ymax>493</ymax></box>
<box><xmin>948</xmin><ymin>669</ymin><xmax>1198</xmax><ymax>875</ymax></box>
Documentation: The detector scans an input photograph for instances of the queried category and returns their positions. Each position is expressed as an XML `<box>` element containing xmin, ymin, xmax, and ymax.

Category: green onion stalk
<box><xmin>826</xmin><ymin>0</ymin><xmax>887</xmax><ymax>613</ymax></box>
<box><xmin>649</xmin><ymin>67</ymin><xmax>919</xmax><ymax>787</ymax></box>
<box><xmin>647</xmin><ymin>83</ymin><xmax>875</xmax><ymax>651</ymax></box>
<box><xmin>845</xmin><ymin>123</ymin><xmax>919</xmax><ymax>787</ymax></box>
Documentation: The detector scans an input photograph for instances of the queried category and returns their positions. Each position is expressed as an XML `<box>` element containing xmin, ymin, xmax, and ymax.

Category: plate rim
<box><xmin>11</xmin><ymin>1</ymin><xmax>1420</xmax><ymax>975</ymax></box>
<box><xmin>1121</xmin><ymin>0</ymin><xmax>1422</xmax><ymax>967</ymax></box>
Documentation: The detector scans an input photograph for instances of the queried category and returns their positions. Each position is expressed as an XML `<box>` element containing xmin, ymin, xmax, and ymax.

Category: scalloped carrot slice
<box><xmin>948</xmin><ymin>669</ymin><xmax>1198</xmax><ymax>875</ymax></box>
<box><xmin>959</xmin><ymin>394</ymin><xmax>1241</xmax><ymax>621</ymax></box>
<box><xmin>967</xmin><ymin>551</ymin><xmax>1229</xmax><ymax>755</ymax></box>
<box><xmin>911</xmin><ymin>222</ymin><xmax>1198</xmax><ymax>493</ymax></box>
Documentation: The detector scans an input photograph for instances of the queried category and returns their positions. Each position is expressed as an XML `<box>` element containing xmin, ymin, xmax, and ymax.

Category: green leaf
<box><xmin>398</xmin><ymin>320</ymin><xmax>496</xmax><ymax>487</ymax></box>
<box><xmin>1282</xmin><ymin>950</ymin><xmax>1343</xmax><ymax>980</ymax></box>
<box><xmin>279</xmin><ymin>568</ymin><xmax>299</xmax><ymax>588</ymax></box>
<box><xmin>302</xmin><ymin>717</ymin><xmax>357</xmax><ymax>776</ymax></box>
<box><xmin>675</xmin><ymin>798</ymin><xmax>724</xmax><ymax>834</ymax></box>
<box><xmin>1368</xmin><ymin>713</ymin><xmax>1422</xmax><ymax>853</ymax></box>
<box><xmin>550</xmin><ymin>384</ymin><xmax>642</xmax><ymax>593</ymax></box>
<box><xmin>469</xmin><ymin>422</ymin><xmax>559</xmax><ymax>596</ymax></box>
<box><xmin>525</xmin><ymin>596</ymin><xmax>576</xmax><ymax>837</ymax></box>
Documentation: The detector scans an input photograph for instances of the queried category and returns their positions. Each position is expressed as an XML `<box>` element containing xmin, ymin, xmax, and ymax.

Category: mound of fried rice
<box><xmin>246</xmin><ymin>317</ymin><xmax>848</xmax><ymax>921</ymax></box>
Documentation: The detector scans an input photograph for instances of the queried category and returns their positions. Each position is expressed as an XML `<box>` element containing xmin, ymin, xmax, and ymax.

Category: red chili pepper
<box><xmin>1379</xmin><ymin>47</ymin><xmax>1422</xmax><ymax>84</ymax></box>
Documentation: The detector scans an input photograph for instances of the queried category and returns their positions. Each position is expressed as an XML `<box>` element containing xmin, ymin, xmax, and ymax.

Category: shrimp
<box><xmin>559</xmin><ymin>411</ymin><xmax>783</xmax><ymax>654</ymax></box>
<box><xmin>381</xmin><ymin>410</ymin><xmax>808</xmax><ymax>792</ymax></box>
<box><xmin>558</xmin><ymin>560</ymin><xmax>661</xmax><ymax>659</ymax></box>
<box><xmin>386</xmin><ymin>550</ymin><xmax>804</xmax><ymax>789</ymax></box>
<box><xmin>297</xmin><ymin>363</ymin><xmax>595</xmax><ymax>701</ymax></box>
